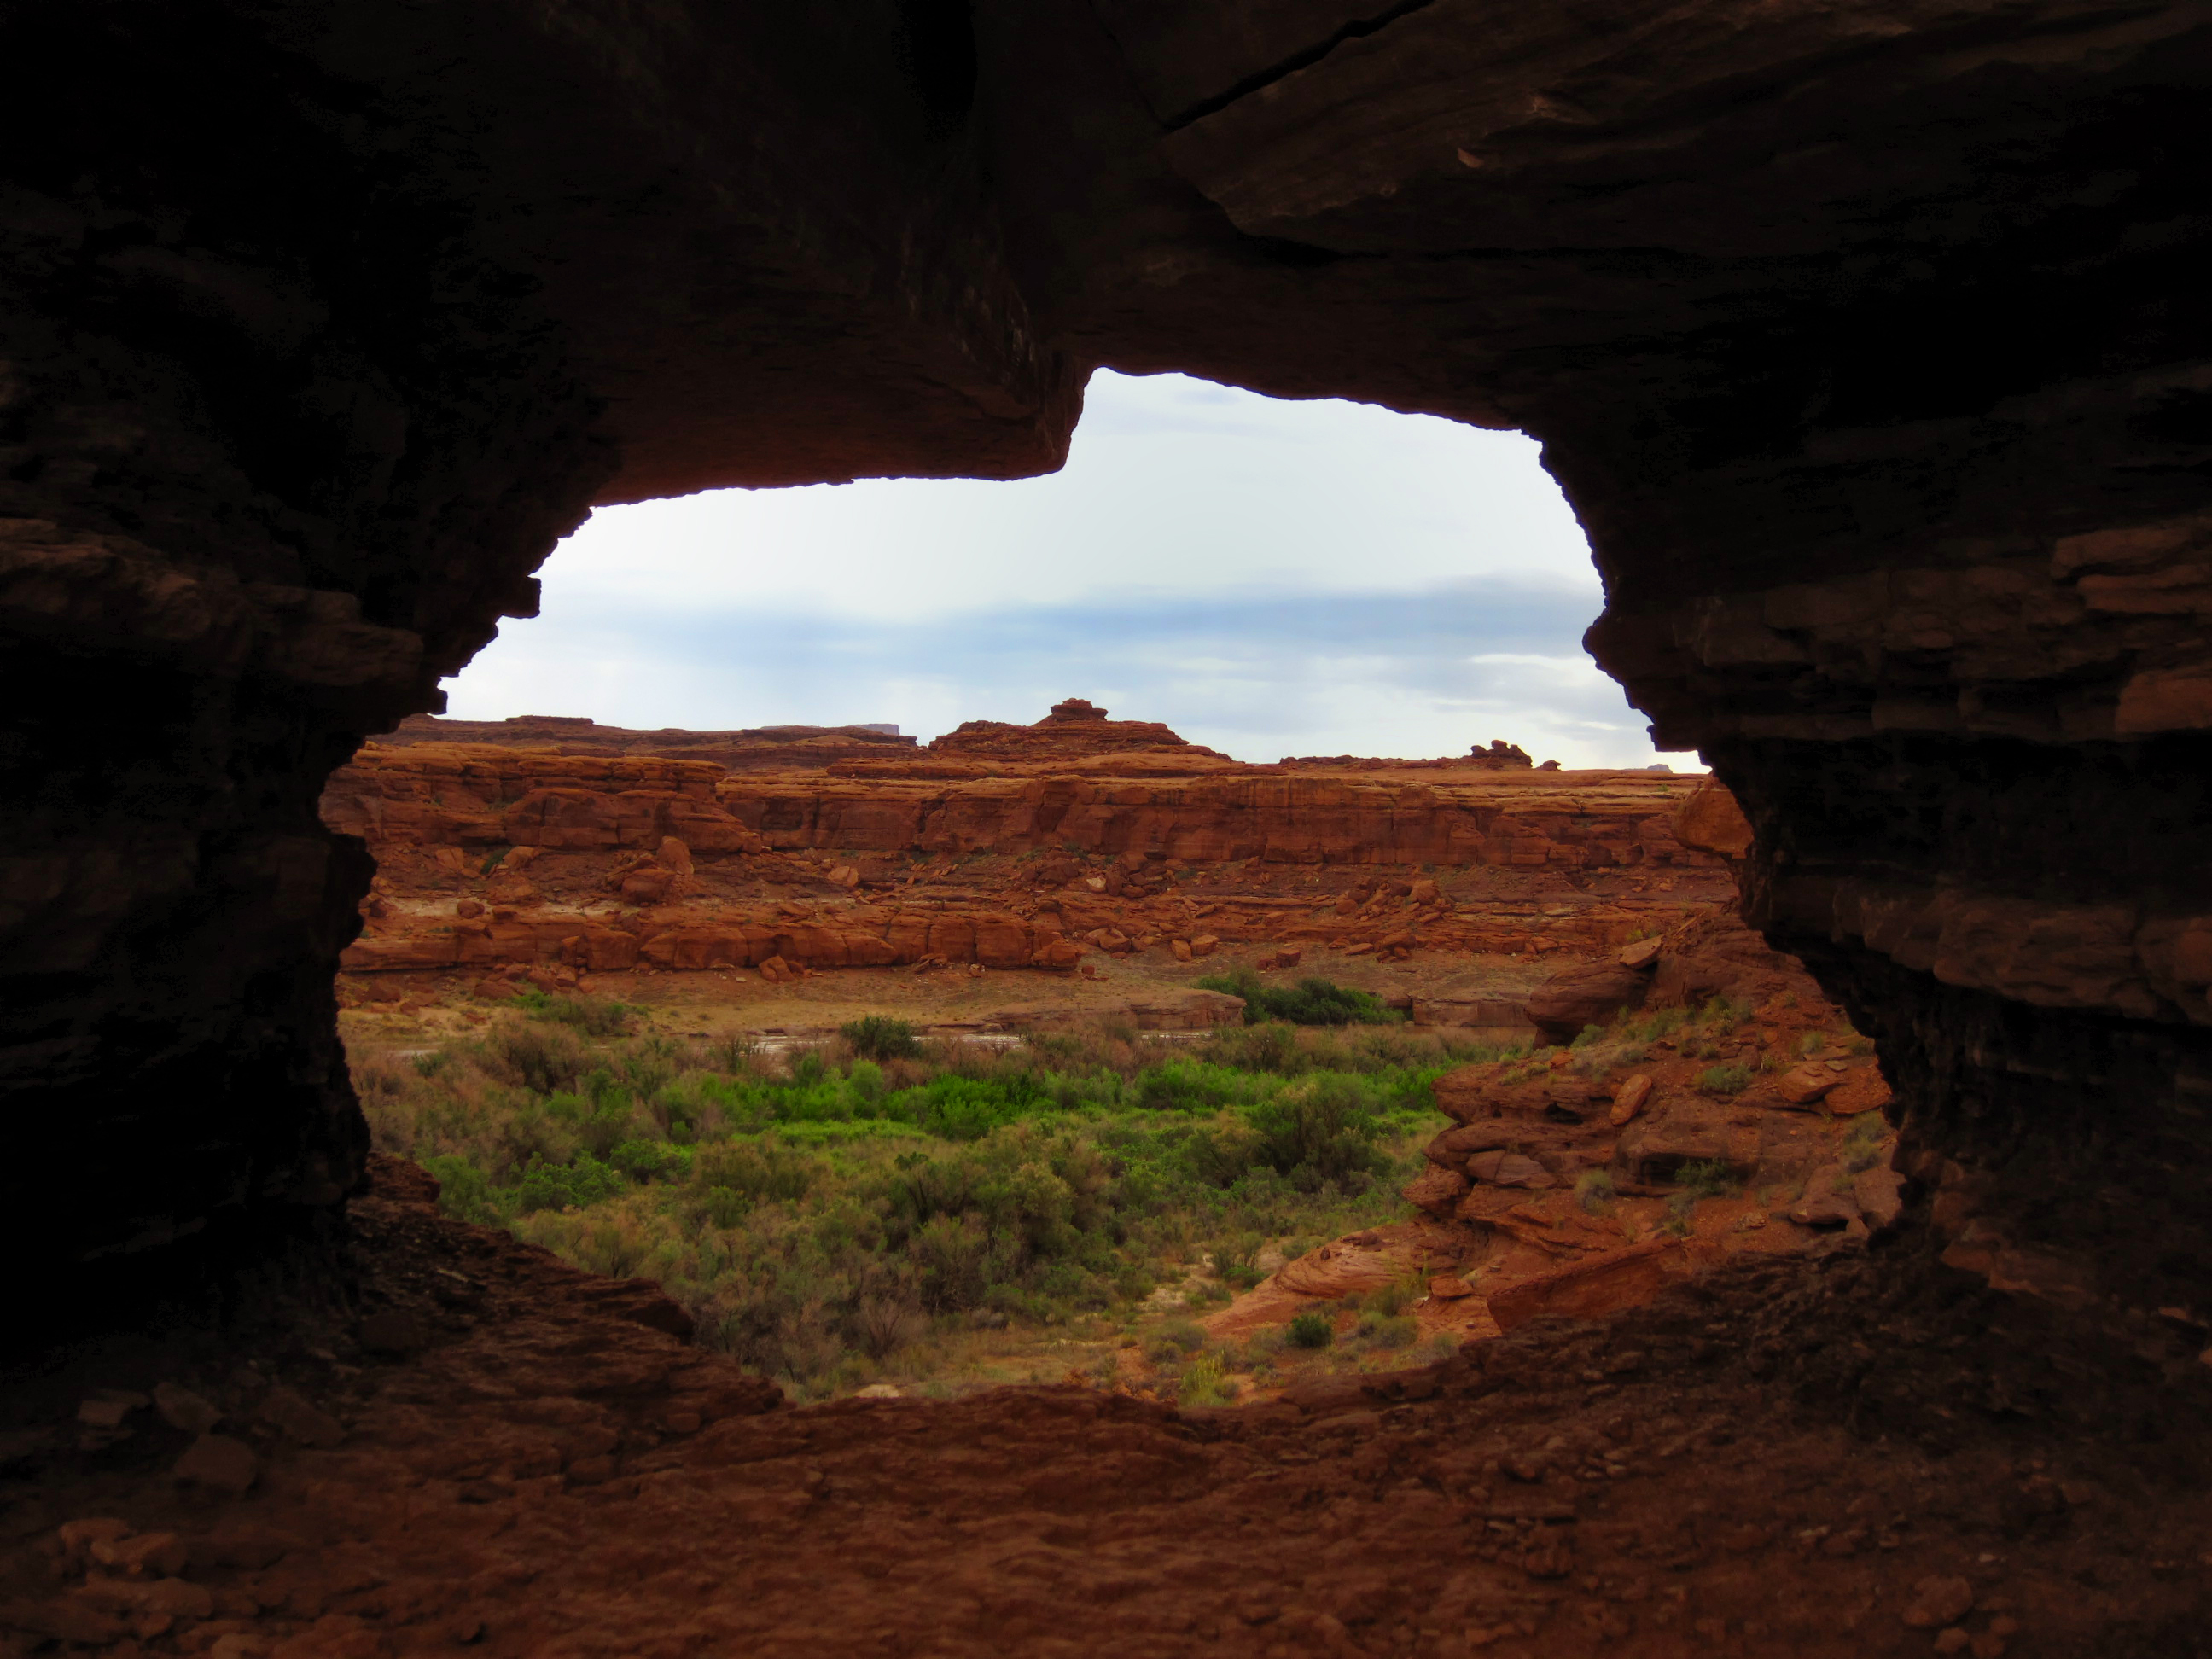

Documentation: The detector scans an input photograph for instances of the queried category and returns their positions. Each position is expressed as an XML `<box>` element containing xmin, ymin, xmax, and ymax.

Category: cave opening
<box><xmin>4</xmin><ymin>2</ymin><xmax>2212</xmax><ymax>1647</ymax></box>
<box><xmin>442</xmin><ymin>369</ymin><xmax>1671</xmax><ymax>771</ymax></box>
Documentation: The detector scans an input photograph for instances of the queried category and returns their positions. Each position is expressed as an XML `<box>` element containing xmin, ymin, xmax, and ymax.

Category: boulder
<box><xmin>1403</xmin><ymin>1166</ymin><xmax>1472</xmax><ymax>1217</ymax></box>
<box><xmin>1613</xmin><ymin>1113</ymin><xmax>1747</xmax><ymax>1186</ymax></box>
<box><xmin>1422</xmin><ymin>1123</ymin><xmax>1516</xmax><ymax>1167</ymax></box>
<box><xmin>173</xmin><ymin>1435</ymin><xmax>259</xmax><ymax>1495</ymax></box>
<box><xmin>1617</xmin><ymin>935</ymin><xmax>1662</xmax><ymax>969</ymax></box>
<box><xmin>1467</xmin><ymin>1150</ymin><xmax>1554</xmax><ymax>1189</ymax></box>
<box><xmin>1853</xmin><ymin>1167</ymin><xmax>1906</xmax><ymax>1228</ymax></box>
<box><xmin>1774</xmin><ymin>1062</ymin><xmax>1842</xmax><ymax>1105</ymax></box>
<box><xmin>1486</xmin><ymin>1243</ymin><xmax>1684</xmax><ymax>1331</ymax></box>
<box><xmin>1427</xmin><ymin>1275</ymin><xmax>1475</xmax><ymax>1301</ymax></box>
<box><xmin>1671</xmin><ymin>779</ymin><xmax>1754</xmax><ymax>859</ymax></box>
<box><xmin>1608</xmin><ymin>1074</ymin><xmax>1654</xmax><ymax>1126</ymax></box>
<box><xmin>1525</xmin><ymin>962</ymin><xmax>1650</xmax><ymax>1045</ymax></box>
<box><xmin>1784</xmin><ymin>1193</ymin><xmax>1860</xmax><ymax>1228</ymax></box>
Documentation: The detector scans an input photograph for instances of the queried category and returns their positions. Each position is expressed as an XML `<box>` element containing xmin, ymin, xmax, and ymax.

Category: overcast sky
<box><xmin>443</xmin><ymin>370</ymin><xmax>1685</xmax><ymax>768</ymax></box>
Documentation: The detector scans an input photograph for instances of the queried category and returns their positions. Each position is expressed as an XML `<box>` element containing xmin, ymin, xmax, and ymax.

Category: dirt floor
<box><xmin>3</xmin><ymin>1159</ymin><xmax>2207</xmax><ymax>1659</ymax></box>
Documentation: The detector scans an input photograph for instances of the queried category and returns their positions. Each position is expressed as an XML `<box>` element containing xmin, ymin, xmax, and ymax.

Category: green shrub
<box><xmin>1678</xmin><ymin>1158</ymin><xmax>1739</xmax><ymax>1199</ymax></box>
<box><xmin>1244</xmin><ymin>1074</ymin><xmax>1387</xmax><ymax>1189</ymax></box>
<box><xmin>422</xmin><ymin>1154</ymin><xmax>500</xmax><ymax>1225</ymax></box>
<box><xmin>693</xmin><ymin>1139</ymin><xmax>817</xmax><ymax>1206</ymax></box>
<box><xmin>841</xmin><ymin>1016</ymin><xmax>923</xmax><ymax>1061</ymax></box>
<box><xmin>486</xmin><ymin>1018</ymin><xmax>591</xmax><ymax>1094</ymax></box>
<box><xmin>608</xmin><ymin>1138</ymin><xmax>684</xmax><ymax>1182</ymax></box>
<box><xmin>529</xmin><ymin>995</ymin><xmax>637</xmax><ymax>1038</ymax></box>
<box><xmin>1575</xmin><ymin>1169</ymin><xmax>1615</xmax><ymax>1214</ymax></box>
<box><xmin>1146</xmin><ymin>1321</ymin><xmax>1208</xmax><ymax>1362</ymax></box>
<box><xmin>513</xmin><ymin>1155</ymin><xmax>626</xmax><ymax>1214</ymax></box>
<box><xmin>1287</xmin><ymin>1310</ymin><xmax>1335</xmax><ymax>1348</ymax></box>
<box><xmin>1842</xmin><ymin>1114</ymin><xmax>1886</xmax><ymax>1173</ymax></box>
<box><xmin>1196</xmin><ymin>969</ymin><xmax>1396</xmax><ymax>1027</ymax></box>
<box><xmin>1212</xmin><ymin>1232</ymin><xmax>1267</xmax><ymax>1289</ymax></box>
<box><xmin>1697</xmin><ymin>1062</ymin><xmax>1753</xmax><ymax>1094</ymax></box>
<box><xmin>1359</xmin><ymin>1313</ymin><xmax>1417</xmax><ymax>1350</ymax></box>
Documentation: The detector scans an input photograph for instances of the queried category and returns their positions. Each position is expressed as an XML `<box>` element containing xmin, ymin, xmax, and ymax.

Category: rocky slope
<box><xmin>2</xmin><ymin>1155</ymin><xmax>2203</xmax><ymax>1659</ymax></box>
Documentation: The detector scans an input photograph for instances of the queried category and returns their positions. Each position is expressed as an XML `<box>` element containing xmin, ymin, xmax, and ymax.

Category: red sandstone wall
<box><xmin>324</xmin><ymin>742</ymin><xmax>1720</xmax><ymax>870</ymax></box>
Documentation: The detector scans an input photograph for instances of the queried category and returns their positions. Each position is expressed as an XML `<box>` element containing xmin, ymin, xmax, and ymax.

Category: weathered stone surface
<box><xmin>1485</xmin><ymin>1243</ymin><xmax>1684</xmax><ymax>1332</ymax></box>
<box><xmin>1525</xmin><ymin>962</ymin><xmax>1650</xmax><ymax>1045</ymax></box>
<box><xmin>1774</xmin><ymin>1063</ymin><xmax>1842</xmax><ymax>1106</ymax></box>
<box><xmin>1607</xmin><ymin>1074</ymin><xmax>1653</xmax><ymax>1126</ymax></box>
<box><xmin>1402</xmin><ymin>1165</ymin><xmax>1473</xmax><ymax>1218</ymax></box>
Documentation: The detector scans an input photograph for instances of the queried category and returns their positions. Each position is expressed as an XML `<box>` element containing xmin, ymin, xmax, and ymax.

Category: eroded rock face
<box><xmin>3</xmin><ymin>0</ymin><xmax>2208</xmax><ymax>1330</ymax></box>
<box><xmin>319</xmin><ymin>727</ymin><xmax>1728</xmax><ymax>987</ymax></box>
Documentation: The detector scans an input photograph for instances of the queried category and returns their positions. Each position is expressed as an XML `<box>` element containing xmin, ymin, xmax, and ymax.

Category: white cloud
<box><xmin>443</xmin><ymin>370</ymin><xmax>1691</xmax><ymax>769</ymax></box>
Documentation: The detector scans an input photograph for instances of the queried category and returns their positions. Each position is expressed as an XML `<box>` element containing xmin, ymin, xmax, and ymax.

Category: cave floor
<box><xmin>3</xmin><ymin>1164</ymin><xmax>2204</xmax><ymax>1659</ymax></box>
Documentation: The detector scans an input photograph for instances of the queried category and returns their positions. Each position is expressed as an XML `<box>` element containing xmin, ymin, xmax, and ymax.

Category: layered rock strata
<box><xmin>375</xmin><ymin>713</ymin><xmax>918</xmax><ymax>769</ymax></box>
<box><xmin>319</xmin><ymin>726</ymin><xmax>1731</xmax><ymax>987</ymax></box>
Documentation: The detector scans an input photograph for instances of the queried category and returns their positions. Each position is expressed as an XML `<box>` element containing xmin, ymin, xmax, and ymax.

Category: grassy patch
<box><xmin>353</xmin><ymin>1007</ymin><xmax>1458</xmax><ymax>1396</ymax></box>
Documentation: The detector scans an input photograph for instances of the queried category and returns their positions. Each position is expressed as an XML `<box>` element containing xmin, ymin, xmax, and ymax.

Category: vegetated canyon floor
<box><xmin>3</xmin><ymin>712</ymin><xmax>2205</xmax><ymax>1657</ymax></box>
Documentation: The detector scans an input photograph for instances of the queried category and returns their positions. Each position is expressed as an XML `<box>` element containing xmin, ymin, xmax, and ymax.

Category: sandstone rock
<box><xmin>79</xmin><ymin>1575</ymin><xmax>215</xmax><ymax>1622</ymax></box>
<box><xmin>1825</xmin><ymin>1068</ymin><xmax>1895</xmax><ymax>1115</ymax></box>
<box><xmin>173</xmin><ymin>1435</ymin><xmax>259</xmax><ymax>1495</ymax></box>
<box><xmin>1774</xmin><ymin>1062</ymin><xmax>1841</xmax><ymax>1105</ymax></box>
<box><xmin>1671</xmin><ymin>780</ymin><xmax>1754</xmax><ymax>859</ymax></box>
<box><xmin>1617</xmin><ymin>935</ymin><xmax>1662</xmax><ymax>969</ymax></box>
<box><xmin>1613</xmin><ymin>1114</ymin><xmax>1747</xmax><ymax>1187</ymax></box>
<box><xmin>620</xmin><ymin>864</ymin><xmax>675</xmax><ymax>905</ymax></box>
<box><xmin>152</xmin><ymin>1382</ymin><xmax>221</xmax><ymax>1435</ymax></box>
<box><xmin>1487</xmin><ymin>1243</ymin><xmax>1684</xmax><ymax>1331</ymax></box>
<box><xmin>1607</xmin><ymin>1074</ymin><xmax>1653</xmax><ymax>1126</ymax></box>
<box><xmin>1427</xmin><ymin>1276</ymin><xmax>1475</xmax><ymax>1301</ymax></box>
<box><xmin>1467</xmin><ymin>1150</ymin><xmax>1554</xmax><ymax>1190</ymax></box>
<box><xmin>1422</xmin><ymin>1123</ymin><xmax>1516</xmax><ymax>1167</ymax></box>
<box><xmin>1902</xmin><ymin>1576</ymin><xmax>1976</xmax><ymax>1630</ymax></box>
<box><xmin>90</xmin><ymin>1530</ymin><xmax>189</xmax><ymax>1578</ymax></box>
<box><xmin>1403</xmin><ymin>1166</ymin><xmax>1472</xmax><ymax>1217</ymax></box>
<box><xmin>76</xmin><ymin>1392</ymin><xmax>143</xmax><ymax>1430</ymax></box>
<box><xmin>3</xmin><ymin>1596</ymin><xmax>126</xmax><ymax>1644</ymax></box>
<box><xmin>57</xmin><ymin>1518</ymin><xmax>132</xmax><ymax>1565</ymax></box>
<box><xmin>1784</xmin><ymin>1193</ymin><xmax>1860</xmax><ymax>1229</ymax></box>
<box><xmin>1853</xmin><ymin>1167</ymin><xmax>1906</xmax><ymax>1228</ymax></box>
<box><xmin>1525</xmin><ymin>962</ymin><xmax>1650</xmax><ymax>1045</ymax></box>
<box><xmin>260</xmin><ymin>1386</ymin><xmax>345</xmax><ymax>1448</ymax></box>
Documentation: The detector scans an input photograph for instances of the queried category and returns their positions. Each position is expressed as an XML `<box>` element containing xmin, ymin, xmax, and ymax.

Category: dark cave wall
<box><xmin>0</xmin><ymin>8</ymin><xmax>613</xmax><ymax>1262</ymax></box>
<box><xmin>3</xmin><ymin>0</ymin><xmax>2211</xmax><ymax>1331</ymax></box>
<box><xmin>0</xmin><ymin>0</ymin><xmax>1080</xmax><ymax>1269</ymax></box>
